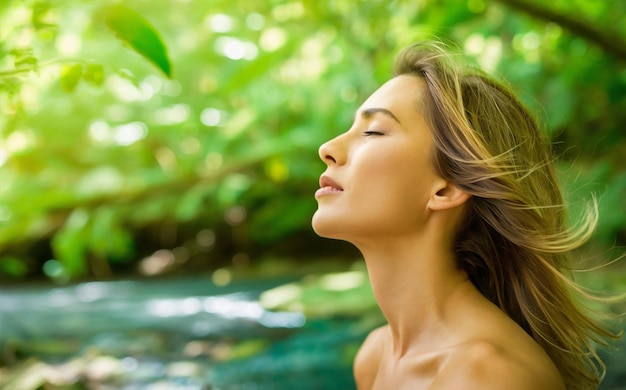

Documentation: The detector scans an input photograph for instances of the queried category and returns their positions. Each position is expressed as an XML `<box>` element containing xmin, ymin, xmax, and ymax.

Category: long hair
<box><xmin>394</xmin><ymin>41</ymin><xmax>620</xmax><ymax>389</ymax></box>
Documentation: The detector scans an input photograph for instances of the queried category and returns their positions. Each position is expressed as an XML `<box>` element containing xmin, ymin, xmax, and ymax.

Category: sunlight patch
<box><xmin>319</xmin><ymin>271</ymin><xmax>365</xmax><ymax>291</ymax></box>
<box><xmin>56</xmin><ymin>33</ymin><xmax>82</xmax><ymax>55</ymax></box>
<box><xmin>206</xmin><ymin>13</ymin><xmax>233</xmax><ymax>33</ymax></box>
<box><xmin>214</xmin><ymin>37</ymin><xmax>258</xmax><ymax>60</ymax></box>
<box><xmin>260</xmin><ymin>27</ymin><xmax>286</xmax><ymax>52</ymax></box>
<box><xmin>260</xmin><ymin>283</ymin><xmax>302</xmax><ymax>309</ymax></box>
<box><xmin>112</xmin><ymin>121</ymin><xmax>148</xmax><ymax>146</ymax></box>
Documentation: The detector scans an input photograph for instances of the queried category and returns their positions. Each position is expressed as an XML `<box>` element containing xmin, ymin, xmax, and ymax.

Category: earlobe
<box><xmin>428</xmin><ymin>181</ymin><xmax>471</xmax><ymax>211</ymax></box>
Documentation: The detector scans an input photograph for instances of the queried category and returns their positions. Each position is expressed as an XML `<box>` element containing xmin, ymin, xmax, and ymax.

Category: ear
<box><xmin>427</xmin><ymin>180</ymin><xmax>471</xmax><ymax>211</ymax></box>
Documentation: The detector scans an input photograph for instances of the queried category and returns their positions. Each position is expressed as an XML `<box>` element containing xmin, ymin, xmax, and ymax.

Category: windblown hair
<box><xmin>394</xmin><ymin>41</ymin><xmax>619</xmax><ymax>389</ymax></box>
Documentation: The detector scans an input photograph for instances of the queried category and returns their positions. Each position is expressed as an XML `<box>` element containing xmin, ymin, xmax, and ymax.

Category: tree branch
<box><xmin>0</xmin><ymin>59</ymin><xmax>84</xmax><ymax>79</ymax></box>
<box><xmin>0</xmin><ymin>145</ymin><xmax>290</xmax><ymax>253</ymax></box>
<box><xmin>493</xmin><ymin>0</ymin><xmax>626</xmax><ymax>61</ymax></box>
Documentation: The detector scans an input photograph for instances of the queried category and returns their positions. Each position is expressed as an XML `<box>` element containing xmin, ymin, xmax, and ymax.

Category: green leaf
<box><xmin>60</xmin><ymin>63</ymin><xmax>82</xmax><ymax>92</ymax></box>
<box><xmin>51</xmin><ymin>210</ymin><xmax>89</xmax><ymax>278</ymax></box>
<box><xmin>0</xmin><ymin>256</ymin><xmax>29</xmax><ymax>278</ymax></box>
<box><xmin>83</xmin><ymin>63</ymin><xmax>105</xmax><ymax>86</ymax></box>
<box><xmin>96</xmin><ymin>5</ymin><xmax>172</xmax><ymax>78</ymax></box>
<box><xmin>175</xmin><ymin>186</ymin><xmax>208</xmax><ymax>222</ymax></box>
<box><xmin>14</xmin><ymin>56</ymin><xmax>38</xmax><ymax>67</ymax></box>
<box><xmin>10</xmin><ymin>48</ymin><xmax>38</xmax><ymax>68</ymax></box>
<box><xmin>89</xmin><ymin>207</ymin><xmax>134</xmax><ymax>260</ymax></box>
<box><xmin>31</xmin><ymin>1</ymin><xmax>56</xmax><ymax>30</ymax></box>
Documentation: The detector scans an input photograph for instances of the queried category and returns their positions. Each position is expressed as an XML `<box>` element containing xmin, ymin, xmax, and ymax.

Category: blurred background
<box><xmin>0</xmin><ymin>0</ymin><xmax>625</xmax><ymax>388</ymax></box>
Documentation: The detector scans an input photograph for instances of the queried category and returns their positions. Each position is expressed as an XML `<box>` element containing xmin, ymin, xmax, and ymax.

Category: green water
<box><xmin>1</xmin><ymin>277</ymin><xmax>624</xmax><ymax>389</ymax></box>
<box><xmin>0</xmin><ymin>277</ymin><xmax>369</xmax><ymax>389</ymax></box>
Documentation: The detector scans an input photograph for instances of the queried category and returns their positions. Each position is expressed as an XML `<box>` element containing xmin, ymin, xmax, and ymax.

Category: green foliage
<box><xmin>60</xmin><ymin>63</ymin><xmax>82</xmax><ymax>92</ymax></box>
<box><xmin>260</xmin><ymin>266</ymin><xmax>379</xmax><ymax>319</ymax></box>
<box><xmin>0</xmin><ymin>0</ymin><xmax>625</xmax><ymax>281</ymax></box>
<box><xmin>0</xmin><ymin>255</ymin><xmax>28</xmax><ymax>278</ymax></box>
<box><xmin>96</xmin><ymin>4</ymin><xmax>172</xmax><ymax>78</ymax></box>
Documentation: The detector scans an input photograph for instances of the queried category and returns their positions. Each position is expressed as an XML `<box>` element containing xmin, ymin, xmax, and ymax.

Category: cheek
<box><xmin>352</xmin><ymin>155</ymin><xmax>433</xmax><ymax>221</ymax></box>
<box><xmin>312</xmin><ymin>146</ymin><xmax>436</xmax><ymax>238</ymax></box>
<box><xmin>360</xmin><ymin>152</ymin><xmax>433</xmax><ymax>201</ymax></box>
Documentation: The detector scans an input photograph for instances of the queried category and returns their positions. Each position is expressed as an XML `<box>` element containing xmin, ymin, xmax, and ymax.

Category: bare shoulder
<box><xmin>354</xmin><ymin>325</ymin><xmax>388</xmax><ymax>389</ymax></box>
<box><xmin>431</xmin><ymin>340</ymin><xmax>566</xmax><ymax>390</ymax></box>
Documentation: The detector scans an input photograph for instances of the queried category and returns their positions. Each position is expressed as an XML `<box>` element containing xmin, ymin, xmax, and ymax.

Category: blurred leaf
<box><xmin>60</xmin><ymin>63</ymin><xmax>82</xmax><ymax>92</ymax></box>
<box><xmin>225</xmin><ymin>339</ymin><xmax>270</xmax><ymax>361</ymax></box>
<box><xmin>597</xmin><ymin>172</ymin><xmax>626</xmax><ymax>243</ymax></box>
<box><xmin>83</xmin><ymin>63</ymin><xmax>105</xmax><ymax>86</ymax></box>
<box><xmin>175</xmin><ymin>186</ymin><xmax>209</xmax><ymax>222</ymax></box>
<box><xmin>15</xmin><ymin>56</ymin><xmax>38</xmax><ymax>67</ymax></box>
<box><xmin>0</xmin><ymin>256</ymin><xmax>29</xmax><ymax>278</ymax></box>
<box><xmin>113</xmin><ymin>67</ymin><xmax>141</xmax><ymax>88</ymax></box>
<box><xmin>217</xmin><ymin>174</ymin><xmax>252</xmax><ymax>206</ymax></box>
<box><xmin>89</xmin><ymin>207</ymin><xmax>134</xmax><ymax>260</ymax></box>
<box><xmin>264</xmin><ymin>157</ymin><xmax>289</xmax><ymax>183</ymax></box>
<box><xmin>261</xmin><ymin>269</ymin><xmax>378</xmax><ymax>318</ymax></box>
<box><xmin>31</xmin><ymin>1</ymin><xmax>56</xmax><ymax>30</ymax></box>
<box><xmin>51</xmin><ymin>209</ymin><xmax>89</xmax><ymax>277</ymax></box>
<box><xmin>51</xmin><ymin>229</ymin><xmax>87</xmax><ymax>277</ymax></box>
<box><xmin>0</xmin><ymin>77</ymin><xmax>20</xmax><ymax>95</ymax></box>
<box><xmin>96</xmin><ymin>4</ymin><xmax>172</xmax><ymax>78</ymax></box>
<box><xmin>542</xmin><ymin>76</ymin><xmax>574</xmax><ymax>131</ymax></box>
<box><xmin>10</xmin><ymin>48</ymin><xmax>38</xmax><ymax>68</ymax></box>
<box><xmin>250</xmin><ymin>197</ymin><xmax>316</xmax><ymax>243</ymax></box>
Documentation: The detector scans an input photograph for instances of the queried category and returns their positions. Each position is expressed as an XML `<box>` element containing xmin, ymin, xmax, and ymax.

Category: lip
<box><xmin>315</xmin><ymin>175</ymin><xmax>344</xmax><ymax>198</ymax></box>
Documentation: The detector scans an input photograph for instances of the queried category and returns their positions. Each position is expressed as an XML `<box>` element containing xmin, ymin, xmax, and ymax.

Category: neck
<box><xmin>355</xmin><ymin>232</ymin><xmax>477</xmax><ymax>357</ymax></box>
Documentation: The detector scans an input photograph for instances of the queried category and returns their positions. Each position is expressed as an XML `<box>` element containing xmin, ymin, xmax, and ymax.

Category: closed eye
<box><xmin>363</xmin><ymin>130</ymin><xmax>385</xmax><ymax>136</ymax></box>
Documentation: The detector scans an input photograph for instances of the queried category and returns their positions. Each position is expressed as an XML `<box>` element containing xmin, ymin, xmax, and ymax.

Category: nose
<box><xmin>318</xmin><ymin>133</ymin><xmax>345</xmax><ymax>166</ymax></box>
<box><xmin>318</xmin><ymin>141</ymin><xmax>335</xmax><ymax>165</ymax></box>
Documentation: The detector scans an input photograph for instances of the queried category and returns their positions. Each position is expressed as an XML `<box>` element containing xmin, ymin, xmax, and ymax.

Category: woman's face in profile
<box><xmin>312</xmin><ymin>75</ymin><xmax>443</xmax><ymax>243</ymax></box>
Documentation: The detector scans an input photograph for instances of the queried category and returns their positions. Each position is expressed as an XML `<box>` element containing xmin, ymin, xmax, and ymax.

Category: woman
<box><xmin>312</xmin><ymin>41</ymin><xmax>618</xmax><ymax>389</ymax></box>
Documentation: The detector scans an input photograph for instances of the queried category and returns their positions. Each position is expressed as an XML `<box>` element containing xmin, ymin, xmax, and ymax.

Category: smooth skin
<box><xmin>312</xmin><ymin>75</ymin><xmax>565</xmax><ymax>389</ymax></box>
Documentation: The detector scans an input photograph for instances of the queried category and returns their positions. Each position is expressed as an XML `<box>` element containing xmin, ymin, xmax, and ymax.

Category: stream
<box><xmin>0</xmin><ymin>276</ymin><xmax>624</xmax><ymax>389</ymax></box>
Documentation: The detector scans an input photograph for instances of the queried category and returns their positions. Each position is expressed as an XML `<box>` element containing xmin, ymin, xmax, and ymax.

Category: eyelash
<box><xmin>363</xmin><ymin>130</ymin><xmax>384</xmax><ymax>136</ymax></box>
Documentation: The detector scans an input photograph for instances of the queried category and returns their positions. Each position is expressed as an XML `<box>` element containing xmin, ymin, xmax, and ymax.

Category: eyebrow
<box><xmin>360</xmin><ymin>107</ymin><xmax>401</xmax><ymax>124</ymax></box>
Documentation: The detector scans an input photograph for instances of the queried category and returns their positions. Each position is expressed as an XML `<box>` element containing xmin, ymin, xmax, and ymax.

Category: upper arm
<box><xmin>354</xmin><ymin>325</ymin><xmax>387</xmax><ymax>389</ymax></box>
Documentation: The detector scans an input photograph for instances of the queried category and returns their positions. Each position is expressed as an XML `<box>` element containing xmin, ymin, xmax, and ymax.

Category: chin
<box><xmin>312</xmin><ymin>210</ymin><xmax>341</xmax><ymax>239</ymax></box>
<box><xmin>311</xmin><ymin>211</ymin><xmax>330</xmax><ymax>237</ymax></box>
<box><xmin>311</xmin><ymin>210</ymin><xmax>359</xmax><ymax>242</ymax></box>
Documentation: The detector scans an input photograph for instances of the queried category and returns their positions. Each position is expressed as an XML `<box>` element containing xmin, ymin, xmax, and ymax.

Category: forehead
<box><xmin>359</xmin><ymin>74</ymin><xmax>427</xmax><ymax>118</ymax></box>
